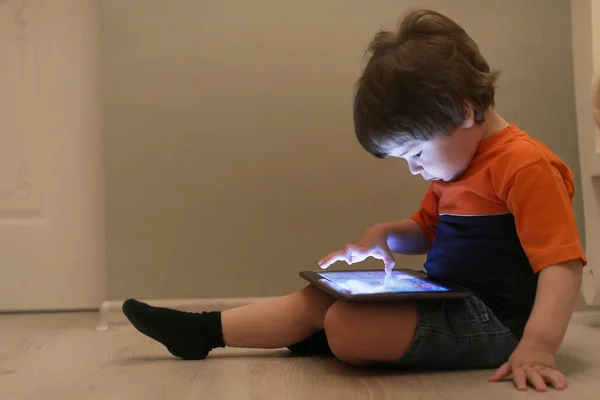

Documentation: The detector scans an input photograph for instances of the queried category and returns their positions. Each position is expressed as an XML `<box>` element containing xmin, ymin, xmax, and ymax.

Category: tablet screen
<box><xmin>316</xmin><ymin>270</ymin><xmax>450</xmax><ymax>295</ymax></box>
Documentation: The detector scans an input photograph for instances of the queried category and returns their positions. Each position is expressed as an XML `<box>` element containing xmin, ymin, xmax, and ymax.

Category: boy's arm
<box><xmin>490</xmin><ymin>259</ymin><xmax>582</xmax><ymax>391</ymax></box>
<box><xmin>378</xmin><ymin>218</ymin><xmax>432</xmax><ymax>255</ymax></box>
<box><xmin>318</xmin><ymin>219</ymin><xmax>431</xmax><ymax>271</ymax></box>
<box><xmin>382</xmin><ymin>183</ymin><xmax>438</xmax><ymax>255</ymax></box>
<box><xmin>520</xmin><ymin>259</ymin><xmax>583</xmax><ymax>353</ymax></box>
<box><xmin>319</xmin><ymin>185</ymin><xmax>438</xmax><ymax>270</ymax></box>
<box><xmin>489</xmin><ymin>156</ymin><xmax>586</xmax><ymax>391</ymax></box>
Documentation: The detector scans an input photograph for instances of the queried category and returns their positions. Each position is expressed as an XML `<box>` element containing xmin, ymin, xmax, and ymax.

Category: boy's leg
<box><xmin>222</xmin><ymin>285</ymin><xmax>334</xmax><ymax>348</ymax></box>
<box><xmin>334</xmin><ymin>297</ymin><xmax>518</xmax><ymax>371</ymax></box>
<box><xmin>123</xmin><ymin>285</ymin><xmax>335</xmax><ymax>360</ymax></box>
<box><xmin>323</xmin><ymin>300</ymin><xmax>418</xmax><ymax>366</ymax></box>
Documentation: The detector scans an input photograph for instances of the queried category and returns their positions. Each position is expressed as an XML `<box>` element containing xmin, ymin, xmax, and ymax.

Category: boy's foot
<box><xmin>122</xmin><ymin>298</ymin><xmax>225</xmax><ymax>360</ymax></box>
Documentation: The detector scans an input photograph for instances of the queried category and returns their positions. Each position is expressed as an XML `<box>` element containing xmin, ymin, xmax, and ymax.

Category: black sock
<box><xmin>122</xmin><ymin>298</ymin><xmax>225</xmax><ymax>360</ymax></box>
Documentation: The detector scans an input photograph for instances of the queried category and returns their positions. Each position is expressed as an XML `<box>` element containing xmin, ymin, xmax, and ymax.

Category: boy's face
<box><xmin>390</xmin><ymin>124</ymin><xmax>483</xmax><ymax>183</ymax></box>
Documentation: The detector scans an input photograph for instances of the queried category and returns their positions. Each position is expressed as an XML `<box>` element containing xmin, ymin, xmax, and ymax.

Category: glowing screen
<box><xmin>317</xmin><ymin>270</ymin><xmax>449</xmax><ymax>295</ymax></box>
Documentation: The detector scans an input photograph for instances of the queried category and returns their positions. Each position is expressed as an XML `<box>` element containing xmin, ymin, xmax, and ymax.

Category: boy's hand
<box><xmin>490</xmin><ymin>261</ymin><xmax>581</xmax><ymax>392</ymax></box>
<box><xmin>489</xmin><ymin>341</ymin><xmax>567</xmax><ymax>392</ymax></box>
<box><xmin>318</xmin><ymin>224</ymin><xmax>396</xmax><ymax>273</ymax></box>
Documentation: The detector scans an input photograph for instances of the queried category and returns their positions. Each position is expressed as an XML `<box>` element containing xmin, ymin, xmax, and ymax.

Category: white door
<box><xmin>0</xmin><ymin>0</ymin><xmax>105</xmax><ymax>311</ymax></box>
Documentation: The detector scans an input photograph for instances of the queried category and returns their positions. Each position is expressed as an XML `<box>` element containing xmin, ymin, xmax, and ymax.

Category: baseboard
<box><xmin>96</xmin><ymin>297</ymin><xmax>273</xmax><ymax>332</ymax></box>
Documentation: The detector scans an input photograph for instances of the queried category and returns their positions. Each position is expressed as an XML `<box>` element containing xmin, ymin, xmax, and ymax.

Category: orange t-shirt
<box><xmin>410</xmin><ymin>124</ymin><xmax>586</xmax><ymax>338</ymax></box>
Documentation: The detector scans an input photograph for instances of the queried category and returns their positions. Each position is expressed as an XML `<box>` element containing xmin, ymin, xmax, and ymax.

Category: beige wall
<box><xmin>102</xmin><ymin>0</ymin><xmax>583</xmax><ymax>300</ymax></box>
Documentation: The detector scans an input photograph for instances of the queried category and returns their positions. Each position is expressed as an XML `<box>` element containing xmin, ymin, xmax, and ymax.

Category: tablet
<box><xmin>300</xmin><ymin>269</ymin><xmax>472</xmax><ymax>301</ymax></box>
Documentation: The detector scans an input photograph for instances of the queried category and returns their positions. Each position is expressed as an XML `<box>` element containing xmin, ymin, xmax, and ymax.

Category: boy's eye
<box><xmin>413</xmin><ymin>151</ymin><xmax>422</xmax><ymax>158</ymax></box>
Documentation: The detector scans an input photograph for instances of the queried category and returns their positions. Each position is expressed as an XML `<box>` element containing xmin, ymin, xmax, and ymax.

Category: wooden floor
<box><xmin>1</xmin><ymin>312</ymin><xmax>600</xmax><ymax>399</ymax></box>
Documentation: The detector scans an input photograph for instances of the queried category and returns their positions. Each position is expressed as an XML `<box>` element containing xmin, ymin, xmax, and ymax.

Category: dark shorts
<box><xmin>396</xmin><ymin>296</ymin><xmax>518</xmax><ymax>370</ymax></box>
<box><xmin>287</xmin><ymin>296</ymin><xmax>519</xmax><ymax>370</ymax></box>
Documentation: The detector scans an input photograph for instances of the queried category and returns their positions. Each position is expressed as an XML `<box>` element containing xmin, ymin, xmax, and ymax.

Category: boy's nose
<box><xmin>408</xmin><ymin>162</ymin><xmax>423</xmax><ymax>175</ymax></box>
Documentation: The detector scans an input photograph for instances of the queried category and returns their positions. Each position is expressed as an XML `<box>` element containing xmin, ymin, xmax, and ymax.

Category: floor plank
<box><xmin>0</xmin><ymin>312</ymin><xmax>598</xmax><ymax>399</ymax></box>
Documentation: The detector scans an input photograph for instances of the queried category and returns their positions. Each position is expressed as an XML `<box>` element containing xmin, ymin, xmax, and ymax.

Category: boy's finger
<box><xmin>489</xmin><ymin>362</ymin><xmax>510</xmax><ymax>382</ymax></box>
<box><xmin>377</xmin><ymin>249</ymin><xmax>395</xmax><ymax>274</ymax></box>
<box><xmin>382</xmin><ymin>258</ymin><xmax>394</xmax><ymax>274</ymax></box>
<box><xmin>384</xmin><ymin>262</ymin><xmax>395</xmax><ymax>274</ymax></box>
<box><xmin>318</xmin><ymin>246</ymin><xmax>365</xmax><ymax>269</ymax></box>
<box><xmin>365</xmin><ymin>249</ymin><xmax>391</xmax><ymax>266</ymax></box>
<box><xmin>540</xmin><ymin>370</ymin><xmax>566</xmax><ymax>390</ymax></box>
<box><xmin>360</xmin><ymin>251</ymin><xmax>394</xmax><ymax>274</ymax></box>
<box><xmin>526</xmin><ymin>370</ymin><xmax>546</xmax><ymax>392</ymax></box>
<box><xmin>318</xmin><ymin>251</ymin><xmax>347</xmax><ymax>269</ymax></box>
<box><xmin>344</xmin><ymin>245</ymin><xmax>369</xmax><ymax>264</ymax></box>
<box><xmin>513</xmin><ymin>368</ymin><xmax>528</xmax><ymax>391</ymax></box>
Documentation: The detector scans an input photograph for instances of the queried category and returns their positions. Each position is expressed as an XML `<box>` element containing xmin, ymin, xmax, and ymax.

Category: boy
<box><xmin>122</xmin><ymin>9</ymin><xmax>585</xmax><ymax>392</ymax></box>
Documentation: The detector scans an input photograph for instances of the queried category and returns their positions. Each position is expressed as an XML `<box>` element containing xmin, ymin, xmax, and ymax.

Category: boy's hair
<box><xmin>354</xmin><ymin>9</ymin><xmax>499</xmax><ymax>158</ymax></box>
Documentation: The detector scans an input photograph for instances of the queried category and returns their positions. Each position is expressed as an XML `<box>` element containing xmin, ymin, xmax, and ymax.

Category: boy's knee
<box><xmin>324</xmin><ymin>300</ymin><xmax>417</xmax><ymax>365</ymax></box>
<box><xmin>323</xmin><ymin>301</ymin><xmax>371</xmax><ymax>366</ymax></box>
<box><xmin>297</xmin><ymin>285</ymin><xmax>336</xmax><ymax>329</ymax></box>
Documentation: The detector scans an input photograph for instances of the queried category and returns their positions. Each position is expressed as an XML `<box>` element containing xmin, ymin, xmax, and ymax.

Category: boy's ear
<box><xmin>461</xmin><ymin>103</ymin><xmax>475</xmax><ymax>128</ymax></box>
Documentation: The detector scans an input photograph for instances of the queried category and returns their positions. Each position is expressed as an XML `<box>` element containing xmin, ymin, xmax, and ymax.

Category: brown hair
<box><xmin>353</xmin><ymin>9</ymin><xmax>499</xmax><ymax>158</ymax></box>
